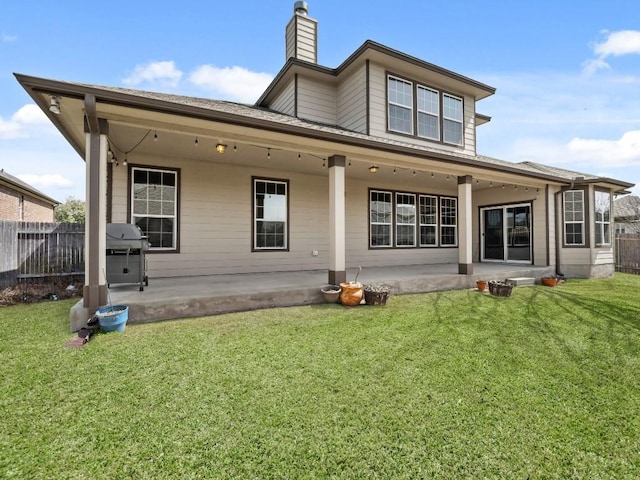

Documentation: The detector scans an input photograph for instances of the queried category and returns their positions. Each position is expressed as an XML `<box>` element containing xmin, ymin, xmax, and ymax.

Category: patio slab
<box><xmin>70</xmin><ymin>263</ymin><xmax>555</xmax><ymax>331</ymax></box>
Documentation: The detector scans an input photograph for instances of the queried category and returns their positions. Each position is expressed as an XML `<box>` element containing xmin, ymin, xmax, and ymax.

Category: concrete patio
<box><xmin>70</xmin><ymin>263</ymin><xmax>555</xmax><ymax>330</ymax></box>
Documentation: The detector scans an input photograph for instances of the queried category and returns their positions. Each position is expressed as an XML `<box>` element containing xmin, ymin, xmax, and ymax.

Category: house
<box><xmin>614</xmin><ymin>195</ymin><xmax>640</xmax><ymax>234</ymax></box>
<box><xmin>0</xmin><ymin>169</ymin><xmax>59</xmax><ymax>222</ymax></box>
<box><xmin>15</xmin><ymin>2</ymin><xmax>634</xmax><ymax>322</ymax></box>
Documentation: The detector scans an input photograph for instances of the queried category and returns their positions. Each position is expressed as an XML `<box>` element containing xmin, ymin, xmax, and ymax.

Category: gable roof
<box><xmin>0</xmin><ymin>169</ymin><xmax>59</xmax><ymax>206</ymax></box>
<box><xmin>15</xmin><ymin>73</ymin><xmax>634</xmax><ymax>193</ymax></box>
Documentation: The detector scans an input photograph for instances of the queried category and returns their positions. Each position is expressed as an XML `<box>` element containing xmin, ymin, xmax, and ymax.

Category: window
<box><xmin>131</xmin><ymin>167</ymin><xmax>178</xmax><ymax>250</ymax></box>
<box><xmin>370</xmin><ymin>190</ymin><xmax>393</xmax><ymax>247</ymax></box>
<box><xmin>417</xmin><ymin>86</ymin><xmax>439</xmax><ymax>140</ymax></box>
<box><xmin>388</xmin><ymin>76</ymin><xmax>413</xmax><ymax>134</ymax></box>
<box><xmin>440</xmin><ymin>197</ymin><xmax>458</xmax><ymax>246</ymax></box>
<box><xmin>370</xmin><ymin>190</ymin><xmax>457</xmax><ymax>248</ymax></box>
<box><xmin>387</xmin><ymin>74</ymin><xmax>465</xmax><ymax>146</ymax></box>
<box><xmin>564</xmin><ymin>190</ymin><xmax>584</xmax><ymax>245</ymax></box>
<box><xmin>594</xmin><ymin>190</ymin><xmax>611</xmax><ymax>246</ymax></box>
<box><xmin>419</xmin><ymin>195</ymin><xmax>438</xmax><ymax>246</ymax></box>
<box><xmin>443</xmin><ymin>94</ymin><xmax>463</xmax><ymax>145</ymax></box>
<box><xmin>396</xmin><ymin>193</ymin><xmax>416</xmax><ymax>246</ymax></box>
<box><xmin>253</xmin><ymin>178</ymin><xmax>288</xmax><ymax>250</ymax></box>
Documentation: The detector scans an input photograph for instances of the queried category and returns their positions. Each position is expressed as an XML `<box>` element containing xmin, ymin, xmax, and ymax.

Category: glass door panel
<box><xmin>483</xmin><ymin>208</ymin><xmax>504</xmax><ymax>260</ymax></box>
<box><xmin>507</xmin><ymin>206</ymin><xmax>531</xmax><ymax>262</ymax></box>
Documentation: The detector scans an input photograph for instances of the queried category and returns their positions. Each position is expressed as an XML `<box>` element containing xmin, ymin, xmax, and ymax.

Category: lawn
<box><xmin>1</xmin><ymin>274</ymin><xmax>639</xmax><ymax>479</ymax></box>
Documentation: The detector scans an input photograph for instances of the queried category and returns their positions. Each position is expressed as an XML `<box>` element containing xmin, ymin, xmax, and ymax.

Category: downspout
<box><xmin>554</xmin><ymin>189</ymin><xmax>563</xmax><ymax>276</ymax></box>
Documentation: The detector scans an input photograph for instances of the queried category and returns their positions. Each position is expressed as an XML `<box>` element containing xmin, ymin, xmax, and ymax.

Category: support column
<box><xmin>328</xmin><ymin>155</ymin><xmax>346</xmax><ymax>285</ymax></box>
<box><xmin>458</xmin><ymin>175</ymin><xmax>473</xmax><ymax>274</ymax></box>
<box><xmin>82</xmin><ymin>95</ymin><xmax>108</xmax><ymax>312</ymax></box>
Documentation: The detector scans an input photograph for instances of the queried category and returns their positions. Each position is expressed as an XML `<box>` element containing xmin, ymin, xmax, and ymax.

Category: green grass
<box><xmin>1</xmin><ymin>274</ymin><xmax>640</xmax><ymax>479</ymax></box>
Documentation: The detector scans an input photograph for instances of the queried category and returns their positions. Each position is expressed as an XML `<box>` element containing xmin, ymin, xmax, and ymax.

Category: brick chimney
<box><xmin>285</xmin><ymin>2</ymin><xmax>317</xmax><ymax>63</ymax></box>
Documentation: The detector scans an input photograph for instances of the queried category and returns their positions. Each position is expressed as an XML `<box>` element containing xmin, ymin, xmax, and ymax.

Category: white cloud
<box><xmin>122</xmin><ymin>61</ymin><xmax>183</xmax><ymax>88</ymax></box>
<box><xmin>2</xmin><ymin>33</ymin><xmax>17</xmax><ymax>42</ymax></box>
<box><xmin>189</xmin><ymin>65</ymin><xmax>273</xmax><ymax>103</ymax></box>
<box><xmin>567</xmin><ymin>130</ymin><xmax>640</xmax><ymax>167</ymax></box>
<box><xmin>583</xmin><ymin>30</ymin><xmax>640</xmax><ymax>75</ymax></box>
<box><xmin>0</xmin><ymin>104</ymin><xmax>51</xmax><ymax>139</ymax></box>
<box><xmin>16</xmin><ymin>173</ymin><xmax>74</xmax><ymax>190</ymax></box>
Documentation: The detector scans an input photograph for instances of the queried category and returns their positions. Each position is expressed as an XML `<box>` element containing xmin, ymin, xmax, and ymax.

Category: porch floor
<box><xmin>71</xmin><ymin>263</ymin><xmax>555</xmax><ymax>330</ymax></box>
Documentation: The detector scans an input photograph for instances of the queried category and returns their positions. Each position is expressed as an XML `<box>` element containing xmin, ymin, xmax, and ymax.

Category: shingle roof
<box><xmin>0</xmin><ymin>169</ymin><xmax>59</xmax><ymax>205</ymax></box>
<box><xmin>614</xmin><ymin>195</ymin><xmax>640</xmax><ymax>219</ymax></box>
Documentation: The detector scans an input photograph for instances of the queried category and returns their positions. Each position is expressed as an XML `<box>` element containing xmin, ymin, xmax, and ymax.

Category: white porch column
<box><xmin>458</xmin><ymin>175</ymin><xmax>473</xmax><ymax>274</ymax></box>
<box><xmin>82</xmin><ymin>95</ymin><xmax>108</xmax><ymax>312</ymax></box>
<box><xmin>328</xmin><ymin>155</ymin><xmax>346</xmax><ymax>285</ymax></box>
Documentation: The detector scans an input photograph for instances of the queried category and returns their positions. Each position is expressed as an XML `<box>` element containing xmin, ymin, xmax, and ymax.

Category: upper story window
<box><xmin>594</xmin><ymin>190</ymin><xmax>611</xmax><ymax>246</ymax></box>
<box><xmin>253</xmin><ymin>178</ymin><xmax>289</xmax><ymax>251</ymax></box>
<box><xmin>563</xmin><ymin>190</ymin><xmax>584</xmax><ymax>246</ymax></box>
<box><xmin>417</xmin><ymin>86</ymin><xmax>439</xmax><ymax>140</ymax></box>
<box><xmin>131</xmin><ymin>166</ymin><xmax>179</xmax><ymax>251</ymax></box>
<box><xmin>387</xmin><ymin>76</ymin><xmax>413</xmax><ymax>134</ymax></box>
<box><xmin>443</xmin><ymin>94</ymin><xmax>463</xmax><ymax>146</ymax></box>
<box><xmin>387</xmin><ymin>74</ymin><xmax>464</xmax><ymax>147</ymax></box>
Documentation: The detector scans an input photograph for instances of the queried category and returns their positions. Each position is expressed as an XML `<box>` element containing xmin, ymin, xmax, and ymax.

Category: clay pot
<box><xmin>476</xmin><ymin>280</ymin><xmax>488</xmax><ymax>292</ymax></box>
<box><xmin>541</xmin><ymin>277</ymin><xmax>558</xmax><ymax>287</ymax></box>
<box><xmin>339</xmin><ymin>282</ymin><xmax>364</xmax><ymax>306</ymax></box>
<box><xmin>320</xmin><ymin>285</ymin><xmax>341</xmax><ymax>303</ymax></box>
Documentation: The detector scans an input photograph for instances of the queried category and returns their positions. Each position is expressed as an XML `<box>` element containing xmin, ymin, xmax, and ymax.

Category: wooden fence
<box><xmin>615</xmin><ymin>233</ymin><xmax>640</xmax><ymax>275</ymax></box>
<box><xmin>0</xmin><ymin>221</ymin><xmax>85</xmax><ymax>288</ymax></box>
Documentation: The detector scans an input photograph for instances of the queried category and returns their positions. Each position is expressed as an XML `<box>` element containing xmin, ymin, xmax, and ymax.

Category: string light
<box><xmin>233</xmin><ymin>143</ymin><xmax>237</xmax><ymax>152</ymax></box>
<box><xmin>267</xmin><ymin>148</ymin><xmax>271</xmax><ymax>159</ymax></box>
<box><xmin>393</xmin><ymin>168</ymin><xmax>396</xmax><ymax>174</ymax></box>
<box><xmin>153</xmin><ymin>130</ymin><xmax>158</xmax><ymax>141</ymax></box>
<box><xmin>412</xmin><ymin>170</ymin><xmax>416</xmax><ymax>176</ymax></box>
<box><xmin>123</xmin><ymin>154</ymin><xmax>128</xmax><ymax>166</ymax></box>
<box><xmin>194</xmin><ymin>137</ymin><xmax>199</xmax><ymax>147</ymax></box>
<box><xmin>322</xmin><ymin>159</ymin><xmax>326</xmax><ymax>168</ymax></box>
<box><xmin>431</xmin><ymin>172</ymin><xmax>434</xmax><ymax>178</ymax></box>
<box><xmin>298</xmin><ymin>152</ymin><xmax>301</xmax><ymax>159</ymax></box>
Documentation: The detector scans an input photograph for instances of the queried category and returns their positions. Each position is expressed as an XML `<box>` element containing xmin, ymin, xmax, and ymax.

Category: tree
<box><xmin>54</xmin><ymin>196</ymin><xmax>85</xmax><ymax>223</ymax></box>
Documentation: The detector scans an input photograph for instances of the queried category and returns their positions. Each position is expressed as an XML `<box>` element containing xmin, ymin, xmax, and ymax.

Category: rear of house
<box><xmin>15</xmin><ymin>2</ymin><xmax>634</xmax><ymax>322</ymax></box>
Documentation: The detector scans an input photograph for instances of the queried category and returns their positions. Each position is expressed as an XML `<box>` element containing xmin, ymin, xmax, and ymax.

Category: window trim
<box><xmin>252</xmin><ymin>176</ymin><xmax>290</xmax><ymax>252</ymax></box>
<box><xmin>386</xmin><ymin>72</ymin><xmax>465</xmax><ymax>147</ymax></box>
<box><xmin>440</xmin><ymin>196</ymin><xmax>458</xmax><ymax>247</ymax></box>
<box><xmin>594</xmin><ymin>189</ymin><xmax>611</xmax><ymax>247</ymax></box>
<box><xmin>369</xmin><ymin>188</ymin><xmax>457</xmax><ymax>249</ymax></box>
<box><xmin>419</xmin><ymin>194</ymin><xmax>438</xmax><ymax>247</ymax></box>
<box><xmin>387</xmin><ymin>75</ymin><xmax>414</xmax><ymax>135</ymax></box>
<box><xmin>563</xmin><ymin>189</ymin><xmax>586</xmax><ymax>247</ymax></box>
<box><xmin>417</xmin><ymin>85</ymin><xmax>440</xmax><ymax>141</ymax></box>
<box><xmin>442</xmin><ymin>93</ymin><xmax>464</xmax><ymax>146</ymax></box>
<box><xmin>128</xmin><ymin>164</ymin><xmax>180</xmax><ymax>253</ymax></box>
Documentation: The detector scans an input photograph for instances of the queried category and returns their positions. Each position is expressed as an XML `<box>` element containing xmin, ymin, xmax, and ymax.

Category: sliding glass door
<box><xmin>481</xmin><ymin>204</ymin><xmax>532</xmax><ymax>263</ymax></box>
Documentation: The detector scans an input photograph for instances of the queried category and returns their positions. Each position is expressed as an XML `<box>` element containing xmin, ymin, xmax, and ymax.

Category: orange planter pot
<box><xmin>476</xmin><ymin>280</ymin><xmax>488</xmax><ymax>292</ymax></box>
<box><xmin>541</xmin><ymin>277</ymin><xmax>558</xmax><ymax>287</ymax></box>
<box><xmin>339</xmin><ymin>282</ymin><xmax>364</xmax><ymax>306</ymax></box>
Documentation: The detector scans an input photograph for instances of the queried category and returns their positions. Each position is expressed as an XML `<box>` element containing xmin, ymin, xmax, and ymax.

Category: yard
<box><xmin>1</xmin><ymin>275</ymin><xmax>639</xmax><ymax>479</ymax></box>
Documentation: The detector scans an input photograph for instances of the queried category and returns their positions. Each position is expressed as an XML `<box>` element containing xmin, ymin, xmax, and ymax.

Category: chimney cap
<box><xmin>294</xmin><ymin>1</ymin><xmax>308</xmax><ymax>15</ymax></box>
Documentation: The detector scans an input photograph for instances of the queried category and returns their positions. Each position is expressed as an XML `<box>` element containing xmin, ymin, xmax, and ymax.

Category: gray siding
<box><xmin>337</xmin><ymin>64</ymin><xmax>368</xmax><ymax>133</ymax></box>
<box><xmin>297</xmin><ymin>77</ymin><xmax>337</xmax><ymax>125</ymax></box>
<box><xmin>269</xmin><ymin>78</ymin><xmax>296</xmax><ymax>116</ymax></box>
<box><xmin>285</xmin><ymin>15</ymin><xmax>317</xmax><ymax>63</ymax></box>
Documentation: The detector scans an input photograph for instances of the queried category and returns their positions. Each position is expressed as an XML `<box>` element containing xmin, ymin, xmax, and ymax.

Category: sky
<box><xmin>1</xmin><ymin>0</ymin><xmax>639</xmax><ymax>202</ymax></box>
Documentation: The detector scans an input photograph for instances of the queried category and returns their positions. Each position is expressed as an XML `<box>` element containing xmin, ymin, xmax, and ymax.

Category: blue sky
<box><xmin>1</xmin><ymin>0</ymin><xmax>639</xmax><ymax>201</ymax></box>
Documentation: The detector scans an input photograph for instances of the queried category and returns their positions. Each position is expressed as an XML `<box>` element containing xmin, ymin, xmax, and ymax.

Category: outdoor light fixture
<box><xmin>49</xmin><ymin>96</ymin><xmax>61</xmax><ymax>115</ymax></box>
<box><xmin>369</xmin><ymin>165</ymin><xmax>378</xmax><ymax>173</ymax></box>
<box><xmin>216</xmin><ymin>143</ymin><xmax>227</xmax><ymax>154</ymax></box>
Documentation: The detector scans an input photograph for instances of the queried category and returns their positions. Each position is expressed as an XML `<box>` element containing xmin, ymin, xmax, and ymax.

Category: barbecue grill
<box><xmin>106</xmin><ymin>223</ymin><xmax>150</xmax><ymax>291</ymax></box>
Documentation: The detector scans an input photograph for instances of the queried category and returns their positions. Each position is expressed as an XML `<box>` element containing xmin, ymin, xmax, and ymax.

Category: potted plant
<box><xmin>541</xmin><ymin>276</ymin><xmax>558</xmax><ymax>287</ymax></box>
<box><xmin>476</xmin><ymin>280</ymin><xmax>488</xmax><ymax>292</ymax></box>
<box><xmin>320</xmin><ymin>284</ymin><xmax>341</xmax><ymax>303</ymax></box>
<box><xmin>363</xmin><ymin>284</ymin><xmax>391</xmax><ymax>305</ymax></box>
<box><xmin>339</xmin><ymin>266</ymin><xmax>364</xmax><ymax>306</ymax></box>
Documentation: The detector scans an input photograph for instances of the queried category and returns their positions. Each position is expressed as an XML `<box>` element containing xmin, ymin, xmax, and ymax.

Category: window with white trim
<box><xmin>370</xmin><ymin>190</ymin><xmax>393</xmax><ymax>247</ymax></box>
<box><xmin>419</xmin><ymin>195</ymin><xmax>438</xmax><ymax>246</ymax></box>
<box><xmin>388</xmin><ymin>76</ymin><xmax>413</xmax><ymax>134</ymax></box>
<box><xmin>443</xmin><ymin>93</ymin><xmax>463</xmax><ymax>145</ymax></box>
<box><xmin>440</xmin><ymin>197</ymin><xmax>458</xmax><ymax>246</ymax></box>
<box><xmin>594</xmin><ymin>190</ymin><xmax>611</xmax><ymax>246</ymax></box>
<box><xmin>417</xmin><ymin>86</ymin><xmax>439</xmax><ymax>140</ymax></box>
<box><xmin>563</xmin><ymin>190</ymin><xmax>584</xmax><ymax>245</ymax></box>
<box><xmin>396</xmin><ymin>193</ymin><xmax>416</xmax><ymax>247</ymax></box>
<box><xmin>253</xmin><ymin>178</ymin><xmax>288</xmax><ymax>250</ymax></box>
<box><xmin>131</xmin><ymin>166</ymin><xmax>178</xmax><ymax>250</ymax></box>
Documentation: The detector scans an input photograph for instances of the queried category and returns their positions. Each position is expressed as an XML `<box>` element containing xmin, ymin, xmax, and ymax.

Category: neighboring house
<box><xmin>614</xmin><ymin>195</ymin><xmax>640</xmax><ymax>234</ymax></box>
<box><xmin>15</xmin><ymin>2</ymin><xmax>634</xmax><ymax>316</ymax></box>
<box><xmin>0</xmin><ymin>169</ymin><xmax>59</xmax><ymax>222</ymax></box>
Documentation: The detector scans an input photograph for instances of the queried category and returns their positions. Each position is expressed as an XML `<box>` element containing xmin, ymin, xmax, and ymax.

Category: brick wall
<box><xmin>0</xmin><ymin>184</ymin><xmax>54</xmax><ymax>222</ymax></box>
